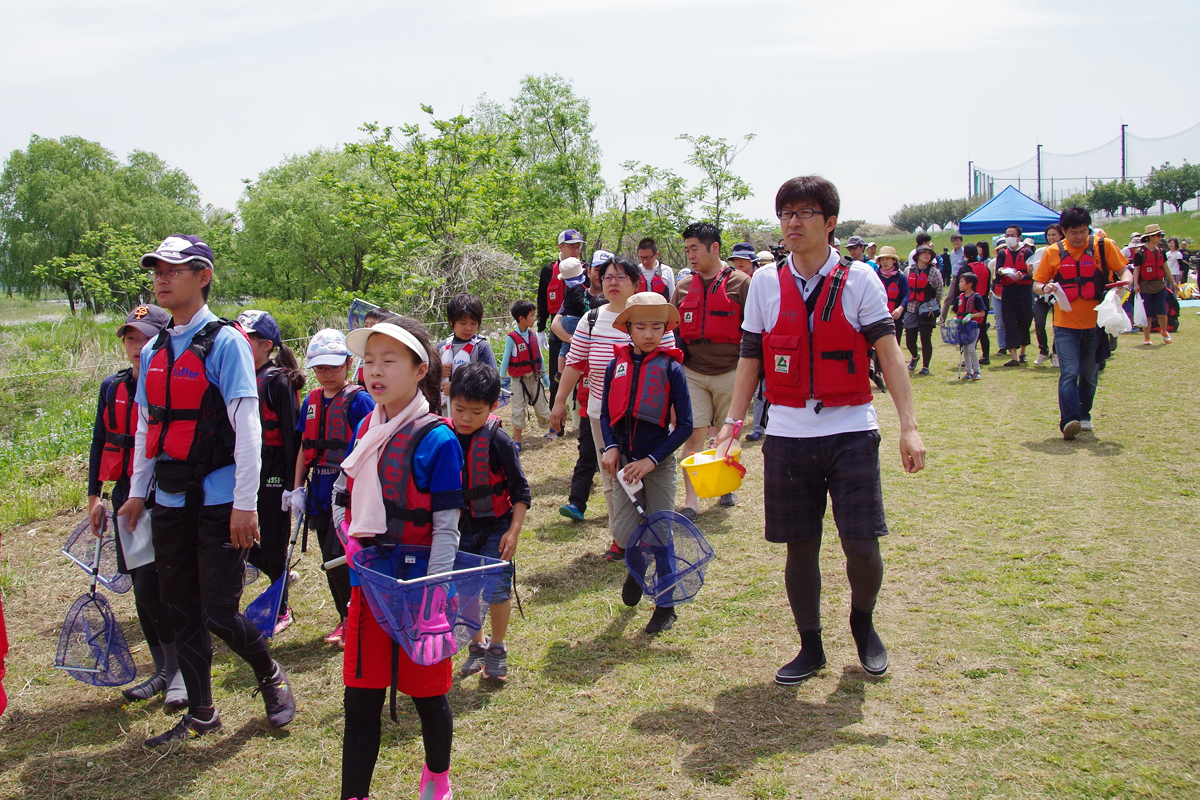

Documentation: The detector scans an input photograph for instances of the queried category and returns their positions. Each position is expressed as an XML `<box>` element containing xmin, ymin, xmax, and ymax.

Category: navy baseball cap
<box><xmin>140</xmin><ymin>235</ymin><xmax>216</xmax><ymax>271</ymax></box>
<box><xmin>557</xmin><ymin>229</ymin><xmax>586</xmax><ymax>245</ymax></box>
<box><xmin>846</xmin><ymin>235</ymin><xmax>868</xmax><ymax>248</ymax></box>
<box><xmin>116</xmin><ymin>304</ymin><xmax>171</xmax><ymax>338</ymax></box>
<box><xmin>236</xmin><ymin>310</ymin><xmax>282</xmax><ymax>348</ymax></box>
<box><xmin>730</xmin><ymin>242</ymin><xmax>758</xmax><ymax>262</ymax></box>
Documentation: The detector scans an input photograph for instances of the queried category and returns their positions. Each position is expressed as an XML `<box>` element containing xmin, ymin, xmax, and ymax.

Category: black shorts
<box><xmin>762</xmin><ymin>431</ymin><xmax>888</xmax><ymax>543</ymax></box>
<box><xmin>152</xmin><ymin>502</ymin><xmax>248</xmax><ymax>608</ymax></box>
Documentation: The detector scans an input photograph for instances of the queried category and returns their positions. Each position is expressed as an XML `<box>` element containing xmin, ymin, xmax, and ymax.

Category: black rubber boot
<box><xmin>644</xmin><ymin>605</ymin><xmax>676</xmax><ymax>634</ymax></box>
<box><xmin>849</xmin><ymin>608</ymin><xmax>889</xmax><ymax>676</ymax></box>
<box><xmin>123</xmin><ymin>644</ymin><xmax>167</xmax><ymax>702</ymax></box>
<box><xmin>621</xmin><ymin>573</ymin><xmax>643</xmax><ymax>607</ymax></box>
<box><xmin>775</xmin><ymin>628</ymin><xmax>826</xmax><ymax>685</ymax></box>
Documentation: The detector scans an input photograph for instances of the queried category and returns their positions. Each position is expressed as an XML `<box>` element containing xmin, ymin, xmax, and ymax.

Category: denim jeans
<box><xmin>1053</xmin><ymin>326</ymin><xmax>1097</xmax><ymax>430</ymax></box>
<box><xmin>992</xmin><ymin>295</ymin><xmax>1006</xmax><ymax>350</ymax></box>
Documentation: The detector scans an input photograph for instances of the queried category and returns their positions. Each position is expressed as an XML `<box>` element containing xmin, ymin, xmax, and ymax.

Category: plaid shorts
<box><xmin>762</xmin><ymin>430</ymin><xmax>889</xmax><ymax>543</ymax></box>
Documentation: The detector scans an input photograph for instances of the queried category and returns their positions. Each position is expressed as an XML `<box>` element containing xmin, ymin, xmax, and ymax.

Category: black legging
<box><xmin>132</xmin><ymin>565</ymin><xmax>173</xmax><ymax>647</ymax></box>
<box><xmin>978</xmin><ymin>321</ymin><xmax>991</xmax><ymax>362</ymax></box>
<box><xmin>248</xmin><ymin>485</ymin><xmax>290</xmax><ymax>611</ymax></box>
<box><xmin>342</xmin><ymin>688</ymin><xmax>452</xmax><ymax>800</ymax></box>
<box><xmin>169</xmin><ymin>602</ymin><xmax>275</xmax><ymax>715</ymax></box>
<box><xmin>784</xmin><ymin>536</ymin><xmax>884</xmax><ymax>632</ymax></box>
<box><xmin>568</xmin><ymin>414</ymin><xmax>598</xmax><ymax>512</ymax></box>
<box><xmin>312</xmin><ymin>510</ymin><xmax>352</xmax><ymax>620</ymax></box>
<box><xmin>1033</xmin><ymin>298</ymin><xmax>1054</xmax><ymax>356</ymax></box>
<box><xmin>905</xmin><ymin>324</ymin><xmax>935</xmax><ymax>369</ymax></box>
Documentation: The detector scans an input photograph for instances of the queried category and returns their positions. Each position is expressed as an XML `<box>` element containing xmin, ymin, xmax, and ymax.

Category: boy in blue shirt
<box><xmin>599</xmin><ymin>293</ymin><xmax>693</xmax><ymax>634</ymax></box>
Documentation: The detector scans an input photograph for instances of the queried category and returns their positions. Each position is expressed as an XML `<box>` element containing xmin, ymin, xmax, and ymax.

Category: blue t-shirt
<box><xmin>297</xmin><ymin>388</ymin><xmax>376</xmax><ymax>514</ymax></box>
<box><xmin>135</xmin><ymin>307</ymin><xmax>258</xmax><ymax>507</ymax></box>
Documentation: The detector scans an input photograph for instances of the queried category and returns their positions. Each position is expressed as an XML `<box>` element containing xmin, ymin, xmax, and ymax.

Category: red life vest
<box><xmin>677</xmin><ymin>268</ymin><xmax>743</xmax><ymax>345</ymax></box>
<box><xmin>1054</xmin><ymin>236</ymin><xmax>1110</xmax><ymax>303</ymax></box>
<box><xmin>638</xmin><ymin>266</ymin><xmax>669</xmax><ymax>299</ymax></box>
<box><xmin>606</xmin><ymin>344</ymin><xmax>683</xmax><ymax>429</ymax></box>
<box><xmin>506</xmin><ymin>331</ymin><xmax>541</xmax><ymax>378</ymax></box>
<box><xmin>461</xmin><ymin>415</ymin><xmax>513</xmax><ymax>519</ymax></box>
<box><xmin>969</xmin><ymin>261</ymin><xmax>991</xmax><ymax>297</ymax></box>
<box><xmin>98</xmin><ymin>368</ymin><xmax>137</xmax><ymax>482</ymax></box>
<box><xmin>909</xmin><ymin>265</ymin><xmax>937</xmax><ymax>303</ymax></box>
<box><xmin>880</xmin><ymin>271</ymin><xmax>905</xmax><ymax>313</ymax></box>
<box><xmin>256</xmin><ymin>365</ymin><xmax>287</xmax><ymax>448</ymax></box>
<box><xmin>762</xmin><ymin>260</ymin><xmax>873</xmax><ymax>410</ymax></box>
<box><xmin>343</xmin><ymin>411</ymin><xmax>445</xmax><ymax>546</ymax></box>
<box><xmin>303</xmin><ymin>385</ymin><xmax>365</xmax><ymax>468</ymax></box>
<box><xmin>143</xmin><ymin>319</ymin><xmax>242</xmax><ymax>476</ymax></box>
<box><xmin>956</xmin><ymin>292</ymin><xmax>984</xmax><ymax>321</ymax></box>
<box><xmin>1139</xmin><ymin>247</ymin><xmax>1166</xmax><ymax>282</ymax></box>
<box><xmin>546</xmin><ymin>260</ymin><xmax>566</xmax><ymax>315</ymax></box>
<box><xmin>996</xmin><ymin>247</ymin><xmax>1031</xmax><ymax>286</ymax></box>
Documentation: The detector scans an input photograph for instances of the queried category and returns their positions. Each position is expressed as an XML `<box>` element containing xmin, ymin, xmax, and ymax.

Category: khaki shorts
<box><xmin>683</xmin><ymin>366</ymin><xmax>736</xmax><ymax>429</ymax></box>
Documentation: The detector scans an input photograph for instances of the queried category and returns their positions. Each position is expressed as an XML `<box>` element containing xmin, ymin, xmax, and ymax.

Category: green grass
<box><xmin>2</xmin><ymin>309</ymin><xmax>1200</xmax><ymax>798</ymax></box>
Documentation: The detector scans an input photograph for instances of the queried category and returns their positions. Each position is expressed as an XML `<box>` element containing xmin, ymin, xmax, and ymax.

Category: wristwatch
<box><xmin>724</xmin><ymin>417</ymin><xmax>739</xmax><ymax>426</ymax></box>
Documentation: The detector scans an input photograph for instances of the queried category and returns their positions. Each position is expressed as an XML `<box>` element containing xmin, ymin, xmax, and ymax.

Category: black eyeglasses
<box><xmin>777</xmin><ymin>208</ymin><xmax>821</xmax><ymax>221</ymax></box>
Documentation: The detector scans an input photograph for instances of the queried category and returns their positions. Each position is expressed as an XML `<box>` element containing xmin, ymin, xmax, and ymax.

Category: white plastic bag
<box><xmin>1097</xmin><ymin>288</ymin><xmax>1132</xmax><ymax>335</ymax></box>
<box><xmin>1133</xmin><ymin>294</ymin><xmax>1148</xmax><ymax>328</ymax></box>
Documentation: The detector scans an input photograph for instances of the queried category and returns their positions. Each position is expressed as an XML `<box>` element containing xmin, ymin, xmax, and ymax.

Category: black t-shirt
<box><xmin>454</xmin><ymin>422</ymin><xmax>531</xmax><ymax>535</ymax></box>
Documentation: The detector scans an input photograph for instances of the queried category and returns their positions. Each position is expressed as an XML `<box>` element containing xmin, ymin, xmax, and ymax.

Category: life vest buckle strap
<box><xmin>104</xmin><ymin>431</ymin><xmax>135</xmax><ymax>449</ymax></box>
<box><xmin>382</xmin><ymin>499</ymin><xmax>432</xmax><ymax>527</ymax></box>
<box><xmin>820</xmin><ymin>349</ymin><xmax>856</xmax><ymax>374</ymax></box>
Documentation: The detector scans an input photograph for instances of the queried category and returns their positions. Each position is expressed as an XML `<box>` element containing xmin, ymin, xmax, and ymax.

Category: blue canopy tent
<box><xmin>958</xmin><ymin>186</ymin><xmax>1061</xmax><ymax>237</ymax></box>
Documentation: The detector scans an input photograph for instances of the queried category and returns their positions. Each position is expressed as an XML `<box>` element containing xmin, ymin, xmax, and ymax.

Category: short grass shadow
<box><xmin>1021</xmin><ymin>436</ymin><xmax>1124</xmax><ymax>457</ymax></box>
<box><xmin>541</xmin><ymin>609</ymin><xmax>690</xmax><ymax>685</ymax></box>
<box><xmin>630</xmin><ymin>667</ymin><xmax>886</xmax><ymax>785</ymax></box>
<box><xmin>18</xmin><ymin>719</ymin><xmax>259</xmax><ymax>799</ymax></box>
<box><xmin>522</xmin><ymin>552</ymin><xmax>619</xmax><ymax>606</ymax></box>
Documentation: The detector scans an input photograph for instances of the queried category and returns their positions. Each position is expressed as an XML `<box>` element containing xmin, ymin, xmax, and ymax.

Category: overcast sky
<box><xmin>3</xmin><ymin>0</ymin><xmax>1198</xmax><ymax>227</ymax></box>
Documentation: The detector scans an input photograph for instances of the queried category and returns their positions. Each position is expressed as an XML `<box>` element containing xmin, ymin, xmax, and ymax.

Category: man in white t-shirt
<box><xmin>716</xmin><ymin>176</ymin><xmax>926</xmax><ymax>685</ymax></box>
<box><xmin>636</xmin><ymin>237</ymin><xmax>676</xmax><ymax>300</ymax></box>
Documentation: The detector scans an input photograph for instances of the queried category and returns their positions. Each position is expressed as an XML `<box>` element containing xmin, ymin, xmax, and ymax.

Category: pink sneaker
<box><xmin>325</xmin><ymin>619</ymin><xmax>346</xmax><ymax>646</ymax></box>
<box><xmin>420</xmin><ymin>763</ymin><xmax>452</xmax><ymax>799</ymax></box>
<box><xmin>273</xmin><ymin>607</ymin><xmax>293</xmax><ymax>636</ymax></box>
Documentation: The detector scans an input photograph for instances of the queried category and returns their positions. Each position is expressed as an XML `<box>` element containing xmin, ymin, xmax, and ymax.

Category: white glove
<box><xmin>280</xmin><ymin>489</ymin><xmax>293</xmax><ymax>513</ymax></box>
<box><xmin>288</xmin><ymin>487</ymin><xmax>307</xmax><ymax>517</ymax></box>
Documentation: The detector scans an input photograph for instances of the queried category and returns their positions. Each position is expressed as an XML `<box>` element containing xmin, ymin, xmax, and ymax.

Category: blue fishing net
<box><xmin>353</xmin><ymin>544</ymin><xmax>508</xmax><ymax>665</ymax></box>
<box><xmin>348</xmin><ymin>298</ymin><xmax>381</xmax><ymax>331</ymax></box>
<box><xmin>55</xmin><ymin>593</ymin><xmax>137</xmax><ymax>687</ymax></box>
<box><xmin>940</xmin><ymin>319</ymin><xmax>980</xmax><ymax>346</ymax></box>
<box><xmin>62</xmin><ymin>515</ymin><xmax>132</xmax><ymax>594</ymax></box>
<box><xmin>244</xmin><ymin>575</ymin><xmax>286</xmax><ymax>639</ymax></box>
<box><xmin>625</xmin><ymin>511</ymin><xmax>715</xmax><ymax>606</ymax></box>
<box><xmin>243</xmin><ymin>564</ymin><xmax>262</xmax><ymax>587</ymax></box>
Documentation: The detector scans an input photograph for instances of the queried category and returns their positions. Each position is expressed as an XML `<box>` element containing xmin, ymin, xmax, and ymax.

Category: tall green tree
<box><xmin>34</xmin><ymin>224</ymin><xmax>155</xmax><ymax>313</ymax></box>
<box><xmin>1145</xmin><ymin>162</ymin><xmax>1200</xmax><ymax>212</ymax></box>
<box><xmin>237</xmin><ymin>149</ymin><xmax>376</xmax><ymax>300</ymax></box>
<box><xmin>678</xmin><ymin>133</ymin><xmax>755</xmax><ymax>229</ymax></box>
<box><xmin>0</xmin><ymin>135</ymin><xmax>201</xmax><ymax>309</ymax></box>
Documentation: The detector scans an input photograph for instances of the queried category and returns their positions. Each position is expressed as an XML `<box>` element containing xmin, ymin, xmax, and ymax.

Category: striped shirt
<box><xmin>565</xmin><ymin>306</ymin><xmax>676</xmax><ymax>418</ymax></box>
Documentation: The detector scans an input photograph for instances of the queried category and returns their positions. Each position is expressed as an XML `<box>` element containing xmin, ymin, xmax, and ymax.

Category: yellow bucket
<box><xmin>681</xmin><ymin>446</ymin><xmax>746</xmax><ymax>498</ymax></box>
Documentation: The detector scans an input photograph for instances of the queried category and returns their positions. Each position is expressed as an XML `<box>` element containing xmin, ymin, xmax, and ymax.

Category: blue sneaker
<box><xmin>745</xmin><ymin>430</ymin><xmax>764</xmax><ymax>442</ymax></box>
<box><xmin>559</xmin><ymin>503</ymin><xmax>585</xmax><ymax>522</ymax></box>
<box><xmin>514</xmin><ymin>442</ymin><xmax>522</xmax><ymax>452</ymax></box>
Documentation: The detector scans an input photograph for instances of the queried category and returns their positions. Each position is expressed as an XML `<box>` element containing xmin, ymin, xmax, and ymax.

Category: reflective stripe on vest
<box><xmin>677</xmin><ymin>268</ymin><xmax>742</xmax><ymax>345</ymax></box>
<box><xmin>303</xmin><ymin>384</ymin><xmax>363</xmax><ymax>468</ymax></box>
<box><xmin>506</xmin><ymin>331</ymin><xmax>540</xmax><ymax>378</ymax></box>
<box><xmin>762</xmin><ymin>261</ymin><xmax>873</xmax><ymax>410</ymax></box>
<box><xmin>546</xmin><ymin>261</ymin><xmax>566</xmax><ymax>315</ymax></box>
<box><xmin>98</xmin><ymin>369</ymin><xmax>137</xmax><ymax>482</ymax></box>
<box><xmin>606</xmin><ymin>345</ymin><xmax>680</xmax><ymax>429</ymax></box>
<box><xmin>462</xmin><ymin>416</ymin><xmax>512</xmax><ymax>519</ymax></box>
<box><xmin>143</xmin><ymin>319</ymin><xmax>239</xmax><ymax>473</ymax></box>
<box><xmin>1054</xmin><ymin>236</ymin><xmax>1109</xmax><ymax>304</ymax></box>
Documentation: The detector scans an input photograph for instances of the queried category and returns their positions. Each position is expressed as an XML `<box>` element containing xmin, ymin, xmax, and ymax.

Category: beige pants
<box><xmin>510</xmin><ymin>373</ymin><xmax>550</xmax><ymax>430</ymax></box>
<box><xmin>611</xmin><ymin>457</ymin><xmax>677</xmax><ymax>548</ymax></box>
<box><xmin>683</xmin><ymin>366</ymin><xmax>737</xmax><ymax>429</ymax></box>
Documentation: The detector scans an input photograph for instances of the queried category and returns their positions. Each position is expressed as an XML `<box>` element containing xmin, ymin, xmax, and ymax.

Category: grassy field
<box><xmin>2</xmin><ymin>307</ymin><xmax>1199</xmax><ymax>798</ymax></box>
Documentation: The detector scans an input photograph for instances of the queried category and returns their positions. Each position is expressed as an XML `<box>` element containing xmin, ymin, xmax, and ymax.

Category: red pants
<box><xmin>342</xmin><ymin>586</ymin><xmax>450</xmax><ymax>697</ymax></box>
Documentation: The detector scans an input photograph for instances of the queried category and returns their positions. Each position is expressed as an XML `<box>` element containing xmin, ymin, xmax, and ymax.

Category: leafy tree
<box><xmin>34</xmin><ymin>224</ymin><xmax>155</xmax><ymax>313</ymax></box>
<box><xmin>678</xmin><ymin>133</ymin><xmax>755</xmax><ymax>230</ymax></box>
<box><xmin>1086</xmin><ymin>180</ymin><xmax>1124</xmax><ymax>216</ymax></box>
<box><xmin>1145</xmin><ymin>162</ymin><xmax>1200</xmax><ymax>212</ymax></box>
<box><xmin>890</xmin><ymin>196</ymin><xmax>987</xmax><ymax>233</ymax></box>
<box><xmin>1123</xmin><ymin>181</ymin><xmax>1155</xmax><ymax>215</ymax></box>
<box><xmin>834</xmin><ymin>219</ymin><xmax>865</xmax><ymax>238</ymax></box>
<box><xmin>0</xmin><ymin>135</ymin><xmax>201</xmax><ymax>308</ymax></box>
<box><xmin>237</xmin><ymin>149</ymin><xmax>376</xmax><ymax>301</ymax></box>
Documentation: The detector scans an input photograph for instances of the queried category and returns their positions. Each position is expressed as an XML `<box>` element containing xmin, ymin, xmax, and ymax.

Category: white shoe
<box><xmin>1080</xmin><ymin>420</ymin><xmax>1093</xmax><ymax>431</ymax></box>
<box><xmin>1050</xmin><ymin>354</ymin><xmax>1059</xmax><ymax>367</ymax></box>
<box><xmin>1034</xmin><ymin>354</ymin><xmax>1049</xmax><ymax>366</ymax></box>
<box><xmin>288</xmin><ymin>570</ymin><xmax>300</xmax><ymax>586</ymax></box>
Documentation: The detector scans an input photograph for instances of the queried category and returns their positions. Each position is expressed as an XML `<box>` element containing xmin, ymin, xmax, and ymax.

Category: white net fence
<box><xmin>974</xmin><ymin>121</ymin><xmax>1200</xmax><ymax>212</ymax></box>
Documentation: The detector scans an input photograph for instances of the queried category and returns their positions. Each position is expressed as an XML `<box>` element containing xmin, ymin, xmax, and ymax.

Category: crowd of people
<box><xmin>79</xmin><ymin>172</ymin><xmax>1167</xmax><ymax>797</ymax></box>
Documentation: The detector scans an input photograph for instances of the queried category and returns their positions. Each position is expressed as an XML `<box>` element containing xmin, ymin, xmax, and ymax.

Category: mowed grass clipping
<box><xmin>3</xmin><ymin>323</ymin><xmax>1200</xmax><ymax>799</ymax></box>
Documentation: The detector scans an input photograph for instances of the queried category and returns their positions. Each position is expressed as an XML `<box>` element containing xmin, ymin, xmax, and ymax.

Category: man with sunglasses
<box><xmin>119</xmin><ymin>235</ymin><xmax>295</xmax><ymax>746</ymax></box>
<box><xmin>716</xmin><ymin>177</ymin><xmax>926</xmax><ymax>684</ymax></box>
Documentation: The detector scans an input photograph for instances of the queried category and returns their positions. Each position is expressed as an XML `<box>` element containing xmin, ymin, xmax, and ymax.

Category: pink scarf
<box><xmin>340</xmin><ymin>391</ymin><xmax>430</xmax><ymax>538</ymax></box>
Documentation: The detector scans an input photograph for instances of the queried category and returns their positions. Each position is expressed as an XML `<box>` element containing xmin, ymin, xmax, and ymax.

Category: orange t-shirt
<box><xmin>1033</xmin><ymin>237</ymin><xmax>1128</xmax><ymax>330</ymax></box>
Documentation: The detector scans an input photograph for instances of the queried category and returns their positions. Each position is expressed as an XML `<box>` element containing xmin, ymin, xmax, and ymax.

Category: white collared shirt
<box><xmin>742</xmin><ymin>247</ymin><xmax>890</xmax><ymax>438</ymax></box>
